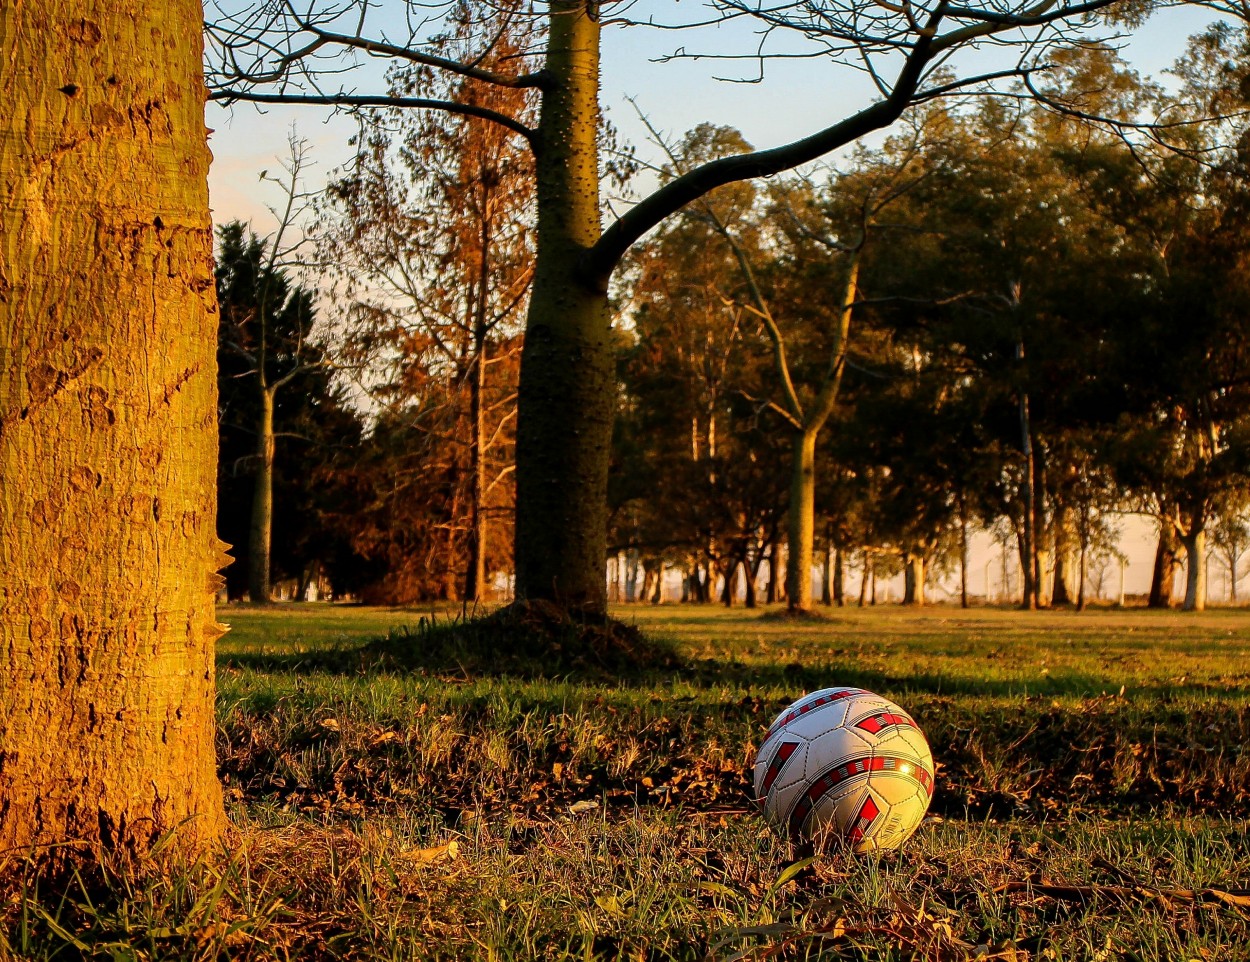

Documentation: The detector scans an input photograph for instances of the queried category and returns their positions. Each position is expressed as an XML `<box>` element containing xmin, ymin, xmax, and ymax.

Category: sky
<box><xmin>206</xmin><ymin>1</ymin><xmax>1228</xmax><ymax>228</ymax></box>
<box><xmin>203</xmin><ymin>1</ymin><xmax>1236</xmax><ymax>601</ymax></box>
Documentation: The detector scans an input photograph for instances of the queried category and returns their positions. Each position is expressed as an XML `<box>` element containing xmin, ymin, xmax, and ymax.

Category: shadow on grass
<box><xmin>214</xmin><ymin>604</ymin><xmax>1242</xmax><ymax>700</ymax></box>
<box><xmin>220</xmin><ymin>600</ymin><xmax>682</xmax><ymax>684</ymax></box>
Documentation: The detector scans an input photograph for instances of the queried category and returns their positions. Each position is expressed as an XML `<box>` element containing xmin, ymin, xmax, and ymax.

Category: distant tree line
<box><xmin>214</xmin><ymin>28</ymin><xmax>1250</xmax><ymax>614</ymax></box>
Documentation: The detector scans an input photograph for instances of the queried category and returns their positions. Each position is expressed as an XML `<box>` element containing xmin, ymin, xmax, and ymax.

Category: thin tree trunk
<box><xmin>1077</xmin><ymin>538</ymin><xmax>1088</xmax><ymax>612</ymax></box>
<box><xmin>464</xmin><ymin>318</ymin><xmax>489</xmax><ymax>601</ymax></box>
<box><xmin>1017</xmin><ymin>340</ymin><xmax>1037</xmax><ymax>609</ymax></box>
<box><xmin>1031</xmin><ymin>434</ymin><xmax>1048</xmax><ymax>608</ymax></box>
<box><xmin>248</xmin><ymin>386</ymin><xmax>276</xmax><ymax>603</ymax></box>
<box><xmin>0</xmin><ymin>0</ymin><xmax>228</xmax><ymax>869</ymax></box>
<box><xmin>625</xmin><ymin>550</ymin><xmax>639</xmax><ymax>602</ymax></box>
<box><xmin>821</xmin><ymin>541</ymin><xmax>833</xmax><ymax>606</ymax></box>
<box><xmin>858</xmin><ymin>552</ymin><xmax>870</xmax><ymax>607</ymax></box>
<box><xmin>834</xmin><ymin>547</ymin><xmax>845</xmax><ymax>607</ymax></box>
<box><xmin>513</xmin><ymin>1</ymin><xmax>613</xmax><ymax>612</ymax></box>
<box><xmin>959</xmin><ymin>502</ymin><xmax>969</xmax><ymax>609</ymax></box>
<box><xmin>744</xmin><ymin>558</ymin><xmax>758</xmax><ymax>609</ymax></box>
<box><xmin>1181</xmin><ymin>528</ymin><xmax>1207</xmax><ymax>612</ymax></box>
<box><xmin>297</xmin><ymin>559</ymin><xmax>319</xmax><ymax>602</ymax></box>
<box><xmin>786</xmin><ymin>430</ymin><xmax>818</xmax><ymax>611</ymax></box>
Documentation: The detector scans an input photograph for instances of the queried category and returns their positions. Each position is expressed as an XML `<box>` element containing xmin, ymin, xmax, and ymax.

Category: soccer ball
<box><xmin>753</xmin><ymin>687</ymin><xmax>935</xmax><ymax>852</ymax></box>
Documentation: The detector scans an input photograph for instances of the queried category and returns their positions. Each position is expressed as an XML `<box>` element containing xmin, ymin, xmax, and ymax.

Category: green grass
<box><xmin>6</xmin><ymin>603</ymin><xmax>1250</xmax><ymax>960</ymax></box>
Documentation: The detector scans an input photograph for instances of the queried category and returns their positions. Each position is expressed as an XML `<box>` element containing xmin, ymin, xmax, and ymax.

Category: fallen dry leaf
<box><xmin>399</xmin><ymin>839</ymin><xmax>460</xmax><ymax>865</ymax></box>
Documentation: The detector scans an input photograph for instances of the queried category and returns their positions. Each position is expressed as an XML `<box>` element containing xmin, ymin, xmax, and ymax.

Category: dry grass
<box><xmin>5</xmin><ymin>603</ymin><xmax>1250</xmax><ymax>960</ymax></box>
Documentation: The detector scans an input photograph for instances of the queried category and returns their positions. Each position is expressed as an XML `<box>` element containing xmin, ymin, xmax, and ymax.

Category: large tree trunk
<box><xmin>513</xmin><ymin>1</ymin><xmax>613</xmax><ymax>613</ymax></box>
<box><xmin>958</xmin><ymin>502</ymin><xmax>969</xmax><ymax>609</ymax></box>
<box><xmin>248</xmin><ymin>386</ymin><xmax>275</xmax><ymax>603</ymax></box>
<box><xmin>902</xmin><ymin>553</ymin><xmax>925</xmax><ymax>606</ymax></box>
<box><xmin>0</xmin><ymin>0</ymin><xmax>227</xmax><ymax>870</ymax></box>
<box><xmin>1181</xmin><ymin>528</ymin><xmax>1207</xmax><ymax>612</ymax></box>
<box><xmin>1076</xmin><ymin>539</ymin><xmax>1088</xmax><ymax>612</ymax></box>
<box><xmin>1051</xmin><ymin>505</ymin><xmax>1074</xmax><ymax>606</ymax></box>
<box><xmin>1149</xmin><ymin>522</ymin><xmax>1181</xmax><ymax>608</ymax></box>
<box><xmin>785</xmin><ymin>430</ymin><xmax>817</xmax><ymax>611</ymax></box>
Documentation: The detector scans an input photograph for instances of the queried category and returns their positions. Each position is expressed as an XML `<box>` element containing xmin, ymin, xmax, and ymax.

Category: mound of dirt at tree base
<box><xmin>363</xmin><ymin>599</ymin><xmax>684</xmax><ymax>679</ymax></box>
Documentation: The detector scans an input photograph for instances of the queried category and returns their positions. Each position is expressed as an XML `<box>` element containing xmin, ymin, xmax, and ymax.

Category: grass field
<box><xmin>7</xmin><ymin>604</ymin><xmax>1250</xmax><ymax>960</ymax></box>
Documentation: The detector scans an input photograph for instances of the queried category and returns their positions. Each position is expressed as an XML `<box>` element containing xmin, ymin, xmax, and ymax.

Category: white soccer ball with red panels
<box><xmin>753</xmin><ymin>687</ymin><xmax>935</xmax><ymax>852</ymax></box>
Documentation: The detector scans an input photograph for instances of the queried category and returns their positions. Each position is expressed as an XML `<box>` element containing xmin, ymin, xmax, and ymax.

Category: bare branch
<box><xmin>209</xmin><ymin>90</ymin><xmax>537</xmax><ymax>143</ymax></box>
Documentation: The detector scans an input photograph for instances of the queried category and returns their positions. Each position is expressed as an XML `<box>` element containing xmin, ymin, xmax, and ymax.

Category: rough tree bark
<box><xmin>1149</xmin><ymin>520</ymin><xmax>1181</xmax><ymax>608</ymax></box>
<box><xmin>0</xmin><ymin>0</ymin><xmax>227</xmax><ymax>871</ymax></box>
<box><xmin>1181</xmin><ymin>528</ymin><xmax>1207</xmax><ymax>612</ymax></box>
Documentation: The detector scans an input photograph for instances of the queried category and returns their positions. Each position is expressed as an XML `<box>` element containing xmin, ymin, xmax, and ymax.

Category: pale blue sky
<box><xmin>206</xmin><ymin>2</ymin><xmax>1228</xmax><ymax>229</ymax></box>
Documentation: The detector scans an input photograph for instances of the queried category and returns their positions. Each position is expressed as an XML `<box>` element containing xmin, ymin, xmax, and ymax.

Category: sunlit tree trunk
<box><xmin>785</xmin><ymin>431</ymin><xmax>818</xmax><ymax>610</ymax></box>
<box><xmin>1181</xmin><ymin>528</ymin><xmax>1207</xmax><ymax>612</ymax></box>
<box><xmin>248</xmin><ymin>386</ymin><xmax>275</xmax><ymax>602</ymax></box>
<box><xmin>0</xmin><ymin>0</ymin><xmax>227</xmax><ymax>870</ymax></box>
<box><xmin>1051</xmin><ymin>504</ymin><xmax>1074</xmax><ymax>606</ymax></box>
<box><xmin>513</xmin><ymin>1</ymin><xmax>613</xmax><ymax>612</ymax></box>
<box><xmin>765</xmin><ymin>540</ymin><xmax>780</xmax><ymax>604</ymax></box>
<box><xmin>902</xmin><ymin>553</ymin><xmax>925</xmax><ymax>606</ymax></box>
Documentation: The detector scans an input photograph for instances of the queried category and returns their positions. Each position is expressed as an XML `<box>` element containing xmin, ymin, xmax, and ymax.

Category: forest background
<box><xmin>205</xmin><ymin>0</ymin><xmax>1250</xmax><ymax>615</ymax></box>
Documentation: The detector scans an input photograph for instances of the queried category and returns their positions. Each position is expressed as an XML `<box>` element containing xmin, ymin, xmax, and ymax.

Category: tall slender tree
<box><xmin>319</xmin><ymin>6</ymin><xmax>535</xmax><ymax>601</ymax></box>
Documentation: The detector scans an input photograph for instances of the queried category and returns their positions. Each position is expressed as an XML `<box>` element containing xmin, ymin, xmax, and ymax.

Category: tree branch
<box><xmin>208</xmin><ymin>90</ymin><xmax>537</xmax><ymax>143</ymax></box>
<box><xmin>585</xmin><ymin>0</ymin><xmax>951</xmax><ymax>288</ymax></box>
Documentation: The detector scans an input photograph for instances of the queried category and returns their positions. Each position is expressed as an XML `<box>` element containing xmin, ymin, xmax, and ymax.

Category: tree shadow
<box><xmin>216</xmin><ymin>630</ymin><xmax>1232</xmax><ymax>701</ymax></box>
